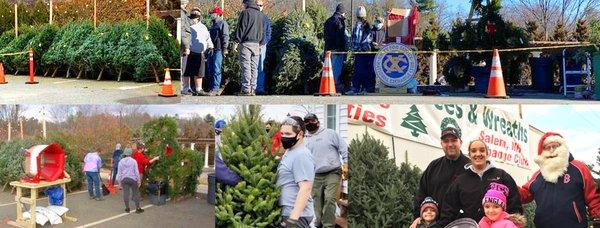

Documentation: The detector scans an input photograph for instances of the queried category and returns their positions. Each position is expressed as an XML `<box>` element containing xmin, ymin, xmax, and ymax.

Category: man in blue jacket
<box><xmin>208</xmin><ymin>6</ymin><xmax>230</xmax><ymax>96</ymax></box>
<box><xmin>255</xmin><ymin>0</ymin><xmax>271</xmax><ymax>95</ymax></box>
<box><xmin>520</xmin><ymin>132</ymin><xmax>600</xmax><ymax>228</ymax></box>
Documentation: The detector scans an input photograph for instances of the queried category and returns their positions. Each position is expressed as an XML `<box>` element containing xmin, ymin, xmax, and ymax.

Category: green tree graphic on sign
<box><xmin>401</xmin><ymin>105</ymin><xmax>428</xmax><ymax>137</ymax></box>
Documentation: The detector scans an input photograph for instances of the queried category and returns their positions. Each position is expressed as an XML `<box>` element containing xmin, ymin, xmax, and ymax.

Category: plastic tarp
<box><xmin>44</xmin><ymin>186</ymin><xmax>64</xmax><ymax>206</ymax></box>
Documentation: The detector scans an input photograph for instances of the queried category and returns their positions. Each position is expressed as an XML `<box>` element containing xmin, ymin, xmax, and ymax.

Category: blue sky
<box><xmin>522</xmin><ymin>105</ymin><xmax>600</xmax><ymax>166</ymax></box>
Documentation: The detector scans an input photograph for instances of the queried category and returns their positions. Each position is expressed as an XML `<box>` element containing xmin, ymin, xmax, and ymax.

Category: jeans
<box><xmin>256</xmin><ymin>45</ymin><xmax>267</xmax><ymax>93</ymax></box>
<box><xmin>111</xmin><ymin>164</ymin><xmax>118</xmax><ymax>185</ymax></box>
<box><xmin>208</xmin><ymin>50</ymin><xmax>223</xmax><ymax>92</ymax></box>
<box><xmin>86</xmin><ymin>171</ymin><xmax>102</xmax><ymax>199</ymax></box>
<box><xmin>352</xmin><ymin>54</ymin><xmax>376</xmax><ymax>93</ymax></box>
<box><xmin>330</xmin><ymin>53</ymin><xmax>346</xmax><ymax>93</ymax></box>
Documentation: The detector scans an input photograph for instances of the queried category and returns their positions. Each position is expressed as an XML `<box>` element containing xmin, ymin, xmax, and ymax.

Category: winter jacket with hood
<box><xmin>478</xmin><ymin>212</ymin><xmax>525</xmax><ymax>228</ymax></box>
<box><xmin>416</xmin><ymin>220</ymin><xmax>440</xmax><ymax>228</ymax></box>
<box><xmin>117</xmin><ymin>156</ymin><xmax>140</xmax><ymax>184</ymax></box>
<box><xmin>413</xmin><ymin>153</ymin><xmax>470</xmax><ymax>219</ymax></box>
<box><xmin>83</xmin><ymin>152</ymin><xmax>102</xmax><ymax>172</ymax></box>
<box><xmin>351</xmin><ymin>19</ymin><xmax>372</xmax><ymax>52</ymax></box>
<box><xmin>520</xmin><ymin>153</ymin><xmax>600</xmax><ymax>228</ymax></box>
<box><xmin>234</xmin><ymin>2</ymin><xmax>264</xmax><ymax>44</ymax></box>
<box><xmin>439</xmin><ymin>162</ymin><xmax>523</xmax><ymax>226</ymax></box>
<box><xmin>304</xmin><ymin>126</ymin><xmax>348</xmax><ymax>173</ymax></box>
<box><xmin>324</xmin><ymin>12</ymin><xmax>347</xmax><ymax>52</ymax></box>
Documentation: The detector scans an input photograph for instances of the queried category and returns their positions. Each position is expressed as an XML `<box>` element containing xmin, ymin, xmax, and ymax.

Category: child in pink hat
<box><xmin>478</xmin><ymin>183</ymin><xmax>526</xmax><ymax>228</ymax></box>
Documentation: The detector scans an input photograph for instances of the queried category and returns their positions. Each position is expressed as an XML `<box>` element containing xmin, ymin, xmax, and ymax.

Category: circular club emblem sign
<box><xmin>374</xmin><ymin>43</ymin><xmax>418</xmax><ymax>87</ymax></box>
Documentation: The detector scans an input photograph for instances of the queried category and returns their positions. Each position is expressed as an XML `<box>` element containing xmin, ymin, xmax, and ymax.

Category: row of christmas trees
<box><xmin>0</xmin><ymin>17</ymin><xmax>178</xmax><ymax>82</ymax></box>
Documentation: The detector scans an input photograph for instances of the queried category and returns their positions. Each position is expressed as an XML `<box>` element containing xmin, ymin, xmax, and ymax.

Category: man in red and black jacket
<box><xmin>520</xmin><ymin>132</ymin><xmax>600</xmax><ymax>228</ymax></box>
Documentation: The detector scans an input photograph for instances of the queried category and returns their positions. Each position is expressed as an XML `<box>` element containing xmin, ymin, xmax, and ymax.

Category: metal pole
<box><xmin>49</xmin><ymin>0</ymin><xmax>53</xmax><ymax>25</ymax></box>
<box><xmin>14</xmin><ymin>3</ymin><xmax>18</xmax><ymax>37</ymax></box>
<box><xmin>146</xmin><ymin>0</ymin><xmax>150</xmax><ymax>29</ymax></box>
<box><xmin>93</xmin><ymin>0</ymin><xmax>97</xmax><ymax>28</ymax></box>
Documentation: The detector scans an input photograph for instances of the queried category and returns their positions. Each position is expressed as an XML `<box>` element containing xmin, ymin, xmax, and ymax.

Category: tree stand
<box><xmin>7</xmin><ymin>172</ymin><xmax>78</xmax><ymax>228</ymax></box>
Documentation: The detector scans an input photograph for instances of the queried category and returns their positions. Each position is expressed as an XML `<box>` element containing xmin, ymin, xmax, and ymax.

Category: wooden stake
<box><xmin>49</xmin><ymin>0</ymin><xmax>53</xmax><ymax>24</ymax></box>
<box><xmin>93</xmin><ymin>0</ymin><xmax>97</xmax><ymax>28</ymax></box>
<box><xmin>14</xmin><ymin>3</ymin><xmax>18</xmax><ymax>37</ymax></box>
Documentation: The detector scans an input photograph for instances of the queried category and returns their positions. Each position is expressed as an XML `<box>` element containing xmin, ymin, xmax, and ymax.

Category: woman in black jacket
<box><xmin>439</xmin><ymin>139</ymin><xmax>523</xmax><ymax>226</ymax></box>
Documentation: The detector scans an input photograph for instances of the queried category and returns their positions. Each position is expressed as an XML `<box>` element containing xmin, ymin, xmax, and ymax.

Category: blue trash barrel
<box><xmin>471</xmin><ymin>66</ymin><xmax>490</xmax><ymax>94</ymax></box>
<box><xmin>207</xmin><ymin>172</ymin><xmax>216</xmax><ymax>205</ymax></box>
<box><xmin>530</xmin><ymin>57</ymin><xmax>553</xmax><ymax>93</ymax></box>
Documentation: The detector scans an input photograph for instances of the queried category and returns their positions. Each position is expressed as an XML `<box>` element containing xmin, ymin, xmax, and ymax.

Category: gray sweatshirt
<box><xmin>190</xmin><ymin>21</ymin><xmax>213</xmax><ymax>54</ymax></box>
<box><xmin>304</xmin><ymin>126</ymin><xmax>348</xmax><ymax>173</ymax></box>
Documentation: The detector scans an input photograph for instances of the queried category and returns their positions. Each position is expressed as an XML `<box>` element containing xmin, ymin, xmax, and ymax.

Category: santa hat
<box><xmin>538</xmin><ymin>132</ymin><xmax>566</xmax><ymax>155</ymax></box>
<box><xmin>420</xmin><ymin>197</ymin><xmax>438</xmax><ymax>216</ymax></box>
<box><xmin>482</xmin><ymin>189</ymin><xmax>507</xmax><ymax>210</ymax></box>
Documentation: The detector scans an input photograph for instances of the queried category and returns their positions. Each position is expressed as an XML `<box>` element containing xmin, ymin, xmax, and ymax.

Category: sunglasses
<box><xmin>282</xmin><ymin>118</ymin><xmax>301</xmax><ymax>127</ymax></box>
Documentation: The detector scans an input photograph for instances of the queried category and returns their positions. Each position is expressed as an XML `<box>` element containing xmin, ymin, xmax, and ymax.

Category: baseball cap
<box><xmin>441</xmin><ymin>127</ymin><xmax>460</xmax><ymax>139</ymax></box>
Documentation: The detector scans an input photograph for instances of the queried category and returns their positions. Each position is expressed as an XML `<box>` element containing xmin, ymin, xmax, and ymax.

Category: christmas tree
<box><xmin>349</xmin><ymin>133</ymin><xmax>421</xmax><ymax>227</ymax></box>
<box><xmin>215</xmin><ymin>105</ymin><xmax>281</xmax><ymax>227</ymax></box>
<box><xmin>574</xmin><ymin>19</ymin><xmax>589</xmax><ymax>42</ymax></box>
<box><xmin>401</xmin><ymin>105</ymin><xmax>428</xmax><ymax>137</ymax></box>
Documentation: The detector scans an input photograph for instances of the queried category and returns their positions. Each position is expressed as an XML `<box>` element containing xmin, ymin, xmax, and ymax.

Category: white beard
<box><xmin>534</xmin><ymin>144</ymin><xmax>569</xmax><ymax>183</ymax></box>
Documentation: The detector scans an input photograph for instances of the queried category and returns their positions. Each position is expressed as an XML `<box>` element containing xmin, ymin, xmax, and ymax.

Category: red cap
<box><xmin>211</xmin><ymin>6</ymin><xmax>223</xmax><ymax>16</ymax></box>
<box><xmin>538</xmin><ymin>132</ymin><xmax>563</xmax><ymax>155</ymax></box>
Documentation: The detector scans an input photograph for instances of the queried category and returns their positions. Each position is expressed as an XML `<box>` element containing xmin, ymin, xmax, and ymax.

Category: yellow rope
<box><xmin>0</xmin><ymin>51</ymin><xmax>28</xmax><ymax>56</ymax></box>
<box><xmin>328</xmin><ymin>44</ymin><xmax>596</xmax><ymax>55</ymax></box>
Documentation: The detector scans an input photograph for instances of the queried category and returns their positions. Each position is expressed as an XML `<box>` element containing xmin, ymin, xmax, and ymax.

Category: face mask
<box><xmin>265</xmin><ymin>128</ymin><xmax>271</xmax><ymax>133</ymax></box>
<box><xmin>210</xmin><ymin>14</ymin><xmax>217</xmax><ymax>20</ymax></box>
<box><xmin>281</xmin><ymin>135</ymin><xmax>299</xmax><ymax>149</ymax></box>
<box><xmin>215</xmin><ymin>129</ymin><xmax>222</xmax><ymax>135</ymax></box>
<box><xmin>375</xmin><ymin>22</ymin><xmax>383</xmax><ymax>30</ymax></box>
<box><xmin>305</xmin><ymin>123</ymin><xmax>318</xmax><ymax>132</ymax></box>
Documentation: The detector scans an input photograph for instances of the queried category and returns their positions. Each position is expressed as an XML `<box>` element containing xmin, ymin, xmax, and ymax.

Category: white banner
<box><xmin>348</xmin><ymin>104</ymin><xmax>531</xmax><ymax>169</ymax></box>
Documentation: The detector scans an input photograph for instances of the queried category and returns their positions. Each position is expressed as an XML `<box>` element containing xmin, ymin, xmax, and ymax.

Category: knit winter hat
<box><xmin>420</xmin><ymin>197</ymin><xmax>438</xmax><ymax>216</ymax></box>
<box><xmin>335</xmin><ymin>3</ymin><xmax>345</xmax><ymax>14</ymax></box>
<box><xmin>538</xmin><ymin>132</ymin><xmax>565</xmax><ymax>155</ymax></box>
<box><xmin>356</xmin><ymin>6</ymin><xmax>366</xmax><ymax>18</ymax></box>
<box><xmin>123</xmin><ymin>148</ymin><xmax>133</xmax><ymax>156</ymax></box>
<box><xmin>482</xmin><ymin>189</ymin><xmax>507</xmax><ymax>210</ymax></box>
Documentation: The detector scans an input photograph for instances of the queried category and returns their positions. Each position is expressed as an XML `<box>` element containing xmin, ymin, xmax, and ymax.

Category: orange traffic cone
<box><xmin>25</xmin><ymin>49</ymin><xmax>38</xmax><ymax>84</ymax></box>
<box><xmin>0</xmin><ymin>63</ymin><xmax>7</xmax><ymax>84</ymax></box>
<box><xmin>315</xmin><ymin>51</ymin><xmax>340</xmax><ymax>96</ymax></box>
<box><xmin>159</xmin><ymin>68</ymin><xmax>177</xmax><ymax>97</ymax></box>
<box><xmin>485</xmin><ymin>49</ymin><xmax>509</xmax><ymax>99</ymax></box>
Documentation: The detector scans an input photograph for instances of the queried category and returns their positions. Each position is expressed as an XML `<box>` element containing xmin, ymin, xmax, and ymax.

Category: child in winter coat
<box><xmin>417</xmin><ymin>197</ymin><xmax>439</xmax><ymax>228</ymax></box>
<box><xmin>478</xmin><ymin>187</ymin><xmax>526</xmax><ymax>228</ymax></box>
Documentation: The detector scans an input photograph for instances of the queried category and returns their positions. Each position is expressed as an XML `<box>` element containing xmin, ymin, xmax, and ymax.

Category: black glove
<box><xmin>592</xmin><ymin>217</ymin><xmax>600</xmax><ymax>228</ymax></box>
<box><xmin>279</xmin><ymin>218</ymin><xmax>299</xmax><ymax>228</ymax></box>
<box><xmin>204</xmin><ymin>48</ymin><xmax>214</xmax><ymax>59</ymax></box>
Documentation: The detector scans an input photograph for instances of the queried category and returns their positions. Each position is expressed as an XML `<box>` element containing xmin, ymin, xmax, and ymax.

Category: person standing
<box><xmin>323</xmin><ymin>3</ymin><xmax>348</xmax><ymax>93</ymax></box>
<box><xmin>277</xmin><ymin>116</ymin><xmax>315</xmax><ymax>228</ymax></box>
<box><xmin>185</xmin><ymin>8</ymin><xmax>213</xmax><ymax>96</ymax></box>
<box><xmin>131</xmin><ymin>142</ymin><xmax>160</xmax><ymax>183</ymax></box>
<box><xmin>410</xmin><ymin>127</ymin><xmax>470</xmax><ymax>228</ymax></box>
<box><xmin>234</xmin><ymin>0</ymin><xmax>264</xmax><ymax>96</ymax></box>
<box><xmin>180</xmin><ymin>0</ymin><xmax>192</xmax><ymax>95</ymax></box>
<box><xmin>303</xmin><ymin>113</ymin><xmax>348</xmax><ymax>228</ymax></box>
<box><xmin>83</xmin><ymin>149</ymin><xmax>104</xmax><ymax>201</ymax></box>
<box><xmin>111</xmin><ymin>143</ymin><xmax>123</xmax><ymax>185</ymax></box>
<box><xmin>208</xmin><ymin>6</ymin><xmax>230</xmax><ymax>96</ymax></box>
<box><xmin>117</xmin><ymin>148</ymin><xmax>144</xmax><ymax>213</ymax></box>
<box><xmin>255</xmin><ymin>0</ymin><xmax>271</xmax><ymax>95</ymax></box>
<box><xmin>371</xmin><ymin>17</ymin><xmax>386</xmax><ymax>51</ymax></box>
<box><xmin>350</xmin><ymin>6</ymin><xmax>375</xmax><ymax>94</ymax></box>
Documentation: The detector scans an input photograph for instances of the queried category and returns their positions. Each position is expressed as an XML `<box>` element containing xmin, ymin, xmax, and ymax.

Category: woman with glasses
<box><xmin>277</xmin><ymin>116</ymin><xmax>316</xmax><ymax>228</ymax></box>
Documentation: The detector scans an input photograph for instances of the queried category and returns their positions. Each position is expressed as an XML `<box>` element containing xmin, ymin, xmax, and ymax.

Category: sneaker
<box><xmin>95</xmin><ymin>197</ymin><xmax>104</xmax><ymax>201</ymax></box>
<box><xmin>235</xmin><ymin>92</ymin><xmax>252</xmax><ymax>96</ymax></box>
<box><xmin>135</xmin><ymin>208</ymin><xmax>145</xmax><ymax>214</ymax></box>
<box><xmin>125</xmin><ymin>208</ymin><xmax>130</xmax><ymax>213</ymax></box>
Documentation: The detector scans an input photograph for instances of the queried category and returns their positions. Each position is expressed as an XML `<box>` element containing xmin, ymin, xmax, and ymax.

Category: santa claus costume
<box><xmin>519</xmin><ymin>132</ymin><xmax>600</xmax><ymax>228</ymax></box>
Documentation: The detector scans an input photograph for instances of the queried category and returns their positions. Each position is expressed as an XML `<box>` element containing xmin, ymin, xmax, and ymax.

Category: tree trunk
<box><xmin>13</xmin><ymin>70</ymin><xmax>18</xmax><ymax>76</ymax></box>
<box><xmin>43</xmin><ymin>69</ymin><xmax>49</xmax><ymax>77</ymax></box>
<box><xmin>66</xmin><ymin>66</ymin><xmax>71</xmax><ymax>78</ymax></box>
<box><xmin>76</xmin><ymin>69</ymin><xmax>83</xmax><ymax>79</ymax></box>
<box><xmin>51</xmin><ymin>67</ymin><xmax>58</xmax><ymax>78</ymax></box>
<box><xmin>117</xmin><ymin>69</ymin><xmax>122</xmax><ymax>82</ymax></box>
<box><xmin>97</xmin><ymin>69</ymin><xmax>103</xmax><ymax>81</ymax></box>
<box><xmin>152</xmin><ymin>65</ymin><xmax>159</xmax><ymax>83</ymax></box>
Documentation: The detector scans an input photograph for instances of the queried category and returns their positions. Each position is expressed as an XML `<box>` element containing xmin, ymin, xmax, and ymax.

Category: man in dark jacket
<box><xmin>234</xmin><ymin>0</ymin><xmax>264</xmax><ymax>96</ymax></box>
<box><xmin>208</xmin><ymin>6</ymin><xmax>230</xmax><ymax>96</ymax></box>
<box><xmin>256</xmin><ymin>0</ymin><xmax>271</xmax><ymax>95</ymax></box>
<box><xmin>371</xmin><ymin>17</ymin><xmax>386</xmax><ymax>50</ymax></box>
<box><xmin>410</xmin><ymin>127</ymin><xmax>470</xmax><ymax>227</ymax></box>
<box><xmin>520</xmin><ymin>132</ymin><xmax>600</xmax><ymax>228</ymax></box>
<box><xmin>180</xmin><ymin>0</ymin><xmax>192</xmax><ymax>95</ymax></box>
<box><xmin>323</xmin><ymin>3</ymin><xmax>347</xmax><ymax>93</ymax></box>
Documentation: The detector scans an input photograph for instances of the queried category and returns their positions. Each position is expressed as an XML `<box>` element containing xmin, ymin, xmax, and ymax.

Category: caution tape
<box><xmin>328</xmin><ymin>44</ymin><xmax>596</xmax><ymax>55</ymax></box>
<box><xmin>0</xmin><ymin>51</ymin><xmax>28</xmax><ymax>56</ymax></box>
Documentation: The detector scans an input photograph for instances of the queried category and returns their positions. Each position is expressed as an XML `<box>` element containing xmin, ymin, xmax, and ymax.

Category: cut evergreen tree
<box><xmin>349</xmin><ymin>133</ymin><xmax>422</xmax><ymax>227</ymax></box>
<box><xmin>215</xmin><ymin>105</ymin><xmax>280</xmax><ymax>227</ymax></box>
